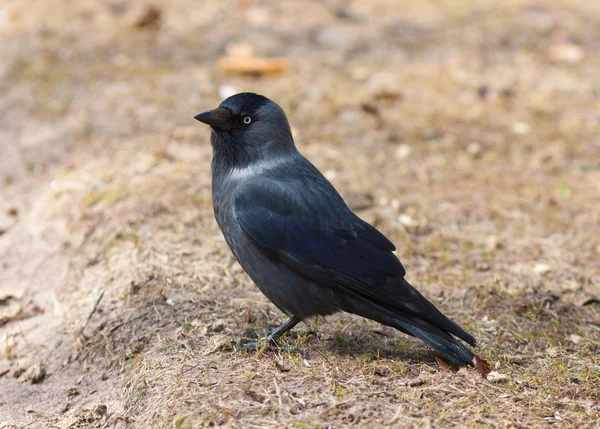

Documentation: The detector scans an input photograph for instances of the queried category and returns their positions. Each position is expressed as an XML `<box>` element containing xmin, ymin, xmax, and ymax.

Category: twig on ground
<box><xmin>80</xmin><ymin>289</ymin><xmax>105</xmax><ymax>335</ymax></box>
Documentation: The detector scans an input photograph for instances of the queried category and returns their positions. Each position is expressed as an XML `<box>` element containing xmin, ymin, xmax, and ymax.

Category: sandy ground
<box><xmin>1</xmin><ymin>0</ymin><xmax>599</xmax><ymax>427</ymax></box>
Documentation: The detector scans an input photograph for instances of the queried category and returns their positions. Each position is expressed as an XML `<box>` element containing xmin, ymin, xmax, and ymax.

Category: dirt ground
<box><xmin>1</xmin><ymin>0</ymin><xmax>599</xmax><ymax>427</ymax></box>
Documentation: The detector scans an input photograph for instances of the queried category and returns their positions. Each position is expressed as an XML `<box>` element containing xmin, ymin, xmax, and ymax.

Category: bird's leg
<box><xmin>267</xmin><ymin>315</ymin><xmax>301</xmax><ymax>342</ymax></box>
<box><xmin>242</xmin><ymin>315</ymin><xmax>316</xmax><ymax>339</ymax></box>
<box><xmin>267</xmin><ymin>317</ymin><xmax>316</xmax><ymax>340</ymax></box>
<box><xmin>235</xmin><ymin>315</ymin><xmax>311</xmax><ymax>353</ymax></box>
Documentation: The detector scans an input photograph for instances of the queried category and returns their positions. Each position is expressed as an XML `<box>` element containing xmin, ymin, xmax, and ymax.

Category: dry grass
<box><xmin>1</xmin><ymin>0</ymin><xmax>599</xmax><ymax>428</ymax></box>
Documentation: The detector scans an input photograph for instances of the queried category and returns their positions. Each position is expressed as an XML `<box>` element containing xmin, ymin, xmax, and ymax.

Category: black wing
<box><xmin>234</xmin><ymin>179</ymin><xmax>474</xmax><ymax>335</ymax></box>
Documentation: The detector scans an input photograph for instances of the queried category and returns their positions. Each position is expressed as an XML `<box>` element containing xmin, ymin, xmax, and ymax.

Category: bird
<box><xmin>194</xmin><ymin>92</ymin><xmax>476</xmax><ymax>365</ymax></box>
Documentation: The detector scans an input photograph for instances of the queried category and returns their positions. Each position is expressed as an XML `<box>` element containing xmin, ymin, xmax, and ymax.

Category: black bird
<box><xmin>194</xmin><ymin>93</ymin><xmax>476</xmax><ymax>365</ymax></box>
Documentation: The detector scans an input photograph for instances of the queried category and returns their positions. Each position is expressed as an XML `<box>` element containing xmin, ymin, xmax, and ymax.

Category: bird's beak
<box><xmin>194</xmin><ymin>107</ymin><xmax>232</xmax><ymax>130</ymax></box>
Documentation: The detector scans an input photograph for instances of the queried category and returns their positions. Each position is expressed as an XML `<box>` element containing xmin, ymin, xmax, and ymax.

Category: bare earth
<box><xmin>1</xmin><ymin>0</ymin><xmax>599</xmax><ymax>428</ymax></box>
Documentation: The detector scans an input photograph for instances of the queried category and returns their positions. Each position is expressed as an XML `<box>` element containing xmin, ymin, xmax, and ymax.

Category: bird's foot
<box><xmin>233</xmin><ymin>337</ymin><xmax>303</xmax><ymax>354</ymax></box>
<box><xmin>236</xmin><ymin>316</ymin><xmax>313</xmax><ymax>354</ymax></box>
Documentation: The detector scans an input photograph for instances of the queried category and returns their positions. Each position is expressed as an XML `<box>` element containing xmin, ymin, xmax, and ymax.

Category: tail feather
<box><xmin>394</xmin><ymin>319</ymin><xmax>474</xmax><ymax>365</ymax></box>
<box><xmin>394</xmin><ymin>278</ymin><xmax>476</xmax><ymax>348</ymax></box>
<box><xmin>341</xmin><ymin>291</ymin><xmax>475</xmax><ymax>365</ymax></box>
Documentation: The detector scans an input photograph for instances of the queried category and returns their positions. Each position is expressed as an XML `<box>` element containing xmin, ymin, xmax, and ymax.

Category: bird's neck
<box><xmin>210</xmin><ymin>132</ymin><xmax>298</xmax><ymax>176</ymax></box>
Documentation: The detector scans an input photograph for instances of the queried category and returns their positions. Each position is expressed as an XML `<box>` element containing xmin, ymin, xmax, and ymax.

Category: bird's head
<box><xmin>194</xmin><ymin>93</ymin><xmax>296</xmax><ymax>167</ymax></box>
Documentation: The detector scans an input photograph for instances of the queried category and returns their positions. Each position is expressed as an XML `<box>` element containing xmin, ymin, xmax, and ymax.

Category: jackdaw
<box><xmin>194</xmin><ymin>92</ymin><xmax>476</xmax><ymax>365</ymax></box>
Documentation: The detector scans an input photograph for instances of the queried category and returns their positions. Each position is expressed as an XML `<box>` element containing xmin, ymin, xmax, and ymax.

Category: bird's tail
<box><xmin>341</xmin><ymin>287</ymin><xmax>475</xmax><ymax>365</ymax></box>
<box><xmin>391</xmin><ymin>317</ymin><xmax>475</xmax><ymax>365</ymax></box>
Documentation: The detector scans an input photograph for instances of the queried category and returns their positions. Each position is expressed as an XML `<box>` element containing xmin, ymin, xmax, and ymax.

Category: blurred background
<box><xmin>1</xmin><ymin>0</ymin><xmax>599</xmax><ymax>428</ymax></box>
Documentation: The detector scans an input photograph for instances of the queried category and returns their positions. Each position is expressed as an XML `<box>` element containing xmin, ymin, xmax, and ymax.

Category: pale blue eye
<box><xmin>243</xmin><ymin>116</ymin><xmax>252</xmax><ymax>125</ymax></box>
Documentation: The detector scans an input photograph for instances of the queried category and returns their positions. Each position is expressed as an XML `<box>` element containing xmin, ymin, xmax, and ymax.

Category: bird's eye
<box><xmin>243</xmin><ymin>116</ymin><xmax>252</xmax><ymax>125</ymax></box>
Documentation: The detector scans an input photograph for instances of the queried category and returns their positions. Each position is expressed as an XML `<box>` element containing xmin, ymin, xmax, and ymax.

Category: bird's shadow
<box><xmin>311</xmin><ymin>332</ymin><xmax>438</xmax><ymax>366</ymax></box>
<box><xmin>240</xmin><ymin>323</ymin><xmax>438</xmax><ymax>366</ymax></box>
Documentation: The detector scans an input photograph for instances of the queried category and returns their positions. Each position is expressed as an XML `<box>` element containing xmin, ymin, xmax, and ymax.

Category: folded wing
<box><xmin>234</xmin><ymin>180</ymin><xmax>475</xmax><ymax>364</ymax></box>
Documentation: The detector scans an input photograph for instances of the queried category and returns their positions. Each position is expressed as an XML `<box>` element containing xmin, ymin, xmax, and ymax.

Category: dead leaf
<box><xmin>473</xmin><ymin>355</ymin><xmax>492</xmax><ymax>377</ymax></box>
<box><xmin>218</xmin><ymin>56</ymin><xmax>288</xmax><ymax>75</ymax></box>
<box><xmin>435</xmin><ymin>356</ymin><xmax>453</xmax><ymax>372</ymax></box>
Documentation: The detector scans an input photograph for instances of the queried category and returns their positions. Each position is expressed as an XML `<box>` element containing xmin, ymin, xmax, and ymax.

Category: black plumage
<box><xmin>194</xmin><ymin>92</ymin><xmax>476</xmax><ymax>365</ymax></box>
